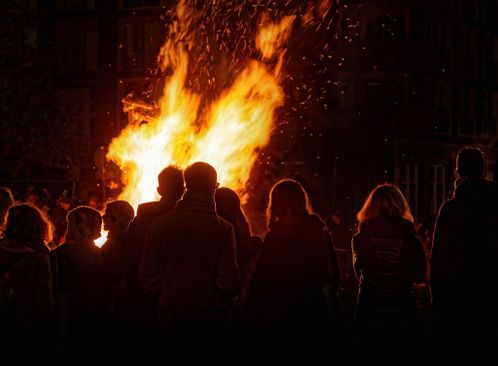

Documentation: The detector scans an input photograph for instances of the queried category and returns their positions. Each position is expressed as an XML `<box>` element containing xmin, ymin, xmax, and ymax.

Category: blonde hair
<box><xmin>266</xmin><ymin>179</ymin><xmax>313</xmax><ymax>228</ymax></box>
<box><xmin>357</xmin><ymin>183</ymin><xmax>414</xmax><ymax>223</ymax></box>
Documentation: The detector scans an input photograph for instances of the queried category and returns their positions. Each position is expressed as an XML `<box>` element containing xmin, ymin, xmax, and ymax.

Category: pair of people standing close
<box><xmin>353</xmin><ymin>147</ymin><xmax>498</xmax><ymax>347</ymax></box>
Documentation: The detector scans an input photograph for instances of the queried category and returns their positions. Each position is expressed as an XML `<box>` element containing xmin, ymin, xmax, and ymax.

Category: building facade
<box><xmin>329</xmin><ymin>0</ymin><xmax>498</xmax><ymax>224</ymax></box>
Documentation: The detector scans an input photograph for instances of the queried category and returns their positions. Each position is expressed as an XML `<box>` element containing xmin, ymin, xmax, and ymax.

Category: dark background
<box><xmin>1</xmin><ymin>0</ymin><xmax>497</xmax><ymax>236</ymax></box>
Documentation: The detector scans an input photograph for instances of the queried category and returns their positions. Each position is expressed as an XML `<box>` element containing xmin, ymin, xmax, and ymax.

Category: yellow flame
<box><xmin>104</xmin><ymin>2</ymin><xmax>295</xmax><ymax>224</ymax></box>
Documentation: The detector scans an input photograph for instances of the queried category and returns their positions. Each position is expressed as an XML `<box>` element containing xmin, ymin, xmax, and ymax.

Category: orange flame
<box><xmin>98</xmin><ymin>2</ymin><xmax>295</xmax><ymax>246</ymax></box>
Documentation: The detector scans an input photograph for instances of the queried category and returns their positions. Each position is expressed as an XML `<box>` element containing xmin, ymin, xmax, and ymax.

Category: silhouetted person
<box><xmin>245</xmin><ymin>179</ymin><xmax>340</xmax><ymax>340</ymax></box>
<box><xmin>0</xmin><ymin>187</ymin><xmax>14</xmax><ymax>230</ymax></box>
<box><xmin>100</xmin><ymin>200</ymin><xmax>134</xmax><ymax>335</ymax></box>
<box><xmin>430</xmin><ymin>147</ymin><xmax>498</xmax><ymax>344</ymax></box>
<box><xmin>118</xmin><ymin>166</ymin><xmax>184</xmax><ymax>341</ymax></box>
<box><xmin>352</xmin><ymin>184</ymin><xmax>426</xmax><ymax>342</ymax></box>
<box><xmin>215</xmin><ymin>187</ymin><xmax>262</xmax><ymax>330</ymax></box>
<box><xmin>0</xmin><ymin>204</ymin><xmax>54</xmax><ymax>352</ymax></box>
<box><xmin>52</xmin><ymin>206</ymin><xmax>105</xmax><ymax>357</ymax></box>
<box><xmin>140</xmin><ymin>162</ymin><xmax>239</xmax><ymax>340</ymax></box>
<box><xmin>50</xmin><ymin>195</ymin><xmax>71</xmax><ymax>245</ymax></box>
<box><xmin>101</xmin><ymin>200</ymin><xmax>134</xmax><ymax>272</ymax></box>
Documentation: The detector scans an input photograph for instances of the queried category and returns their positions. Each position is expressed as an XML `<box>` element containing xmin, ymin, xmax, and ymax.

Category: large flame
<box><xmin>95</xmin><ymin>2</ymin><xmax>295</xmax><ymax>246</ymax></box>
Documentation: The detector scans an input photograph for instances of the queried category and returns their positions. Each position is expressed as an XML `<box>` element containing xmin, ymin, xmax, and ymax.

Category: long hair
<box><xmin>215</xmin><ymin>187</ymin><xmax>251</xmax><ymax>239</ymax></box>
<box><xmin>3</xmin><ymin>203</ymin><xmax>53</xmax><ymax>244</ymax></box>
<box><xmin>357</xmin><ymin>183</ymin><xmax>414</xmax><ymax>223</ymax></box>
<box><xmin>266</xmin><ymin>179</ymin><xmax>313</xmax><ymax>228</ymax></box>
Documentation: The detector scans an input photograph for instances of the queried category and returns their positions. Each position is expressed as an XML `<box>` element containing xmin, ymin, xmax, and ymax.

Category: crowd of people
<box><xmin>0</xmin><ymin>147</ymin><xmax>497</xmax><ymax>361</ymax></box>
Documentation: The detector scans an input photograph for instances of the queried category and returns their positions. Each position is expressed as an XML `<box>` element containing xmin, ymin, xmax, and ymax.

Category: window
<box><xmin>118</xmin><ymin>19</ymin><xmax>164</xmax><ymax>71</ymax></box>
<box><xmin>56</xmin><ymin>19</ymin><xmax>99</xmax><ymax>71</ymax></box>
<box><xmin>399</xmin><ymin>162</ymin><xmax>418</xmax><ymax>219</ymax></box>
<box><xmin>427</xmin><ymin>164</ymin><xmax>446</xmax><ymax>216</ymax></box>
<box><xmin>425</xmin><ymin>79</ymin><xmax>451</xmax><ymax>135</ymax></box>
<box><xmin>457</xmin><ymin>87</ymin><xmax>477</xmax><ymax>137</ymax></box>
<box><xmin>337</xmin><ymin>80</ymin><xmax>356</xmax><ymax>107</ymax></box>
<box><xmin>61</xmin><ymin>88</ymin><xmax>92</xmax><ymax>155</ymax></box>
<box><xmin>366</xmin><ymin>14</ymin><xmax>405</xmax><ymax>40</ymax></box>
<box><xmin>480</xmin><ymin>90</ymin><xmax>498</xmax><ymax>138</ymax></box>
<box><xmin>364</xmin><ymin>81</ymin><xmax>403</xmax><ymax>107</ymax></box>
<box><xmin>462</xmin><ymin>26</ymin><xmax>478</xmax><ymax>78</ymax></box>
<box><xmin>481</xmin><ymin>35</ymin><xmax>495</xmax><ymax>79</ymax></box>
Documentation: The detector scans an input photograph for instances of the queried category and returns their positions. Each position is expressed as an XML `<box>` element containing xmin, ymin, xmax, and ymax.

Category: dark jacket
<box><xmin>53</xmin><ymin>238</ymin><xmax>106</xmax><ymax>337</ymax></box>
<box><xmin>352</xmin><ymin>217</ymin><xmax>426</xmax><ymax>307</ymax></box>
<box><xmin>245</xmin><ymin>214</ymin><xmax>339</xmax><ymax>332</ymax></box>
<box><xmin>139</xmin><ymin>192</ymin><xmax>239</xmax><ymax>332</ymax></box>
<box><xmin>430</xmin><ymin>177</ymin><xmax>498</xmax><ymax>308</ymax></box>
<box><xmin>123</xmin><ymin>198</ymin><xmax>178</xmax><ymax>294</ymax></box>
<box><xmin>0</xmin><ymin>238</ymin><xmax>53</xmax><ymax>338</ymax></box>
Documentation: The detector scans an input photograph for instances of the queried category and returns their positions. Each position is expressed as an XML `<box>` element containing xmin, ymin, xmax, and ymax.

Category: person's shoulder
<box><xmin>136</xmin><ymin>201</ymin><xmax>160</xmax><ymax>216</ymax></box>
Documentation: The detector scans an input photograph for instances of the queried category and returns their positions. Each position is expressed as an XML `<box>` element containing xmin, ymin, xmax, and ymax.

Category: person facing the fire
<box><xmin>51</xmin><ymin>206</ymin><xmax>105</xmax><ymax>356</ymax></box>
<box><xmin>431</xmin><ymin>147</ymin><xmax>498</xmax><ymax>344</ymax></box>
<box><xmin>244</xmin><ymin>179</ymin><xmax>340</xmax><ymax>339</ymax></box>
<box><xmin>118</xmin><ymin>165</ymin><xmax>185</xmax><ymax>341</ymax></box>
<box><xmin>214</xmin><ymin>187</ymin><xmax>262</xmax><ymax>332</ymax></box>
<box><xmin>352</xmin><ymin>184</ymin><xmax>426</xmax><ymax>341</ymax></box>
<box><xmin>139</xmin><ymin>162</ymin><xmax>239</xmax><ymax>339</ymax></box>
<box><xmin>0</xmin><ymin>203</ymin><xmax>54</xmax><ymax>348</ymax></box>
<box><xmin>100</xmin><ymin>199</ymin><xmax>134</xmax><ymax>335</ymax></box>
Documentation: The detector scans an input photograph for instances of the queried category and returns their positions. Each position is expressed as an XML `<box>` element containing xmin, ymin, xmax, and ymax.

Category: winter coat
<box><xmin>52</xmin><ymin>238</ymin><xmax>106</xmax><ymax>338</ymax></box>
<box><xmin>352</xmin><ymin>217</ymin><xmax>425</xmax><ymax>339</ymax></box>
<box><xmin>430</xmin><ymin>177</ymin><xmax>498</xmax><ymax>341</ymax></box>
<box><xmin>139</xmin><ymin>191</ymin><xmax>239</xmax><ymax>335</ymax></box>
<box><xmin>352</xmin><ymin>217</ymin><xmax>426</xmax><ymax>307</ymax></box>
<box><xmin>245</xmin><ymin>213</ymin><xmax>339</xmax><ymax>335</ymax></box>
<box><xmin>0</xmin><ymin>238</ymin><xmax>54</xmax><ymax>339</ymax></box>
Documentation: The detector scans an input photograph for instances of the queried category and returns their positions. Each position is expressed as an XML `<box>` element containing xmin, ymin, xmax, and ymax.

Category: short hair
<box><xmin>4</xmin><ymin>203</ymin><xmax>53</xmax><ymax>244</ymax></box>
<box><xmin>457</xmin><ymin>147</ymin><xmax>484</xmax><ymax>178</ymax></box>
<box><xmin>357</xmin><ymin>183</ymin><xmax>414</xmax><ymax>223</ymax></box>
<box><xmin>266</xmin><ymin>179</ymin><xmax>313</xmax><ymax>228</ymax></box>
<box><xmin>184</xmin><ymin>162</ymin><xmax>217</xmax><ymax>194</ymax></box>
<box><xmin>65</xmin><ymin>206</ymin><xmax>102</xmax><ymax>241</ymax></box>
<box><xmin>105</xmin><ymin>200</ymin><xmax>134</xmax><ymax>225</ymax></box>
<box><xmin>157</xmin><ymin>166</ymin><xmax>185</xmax><ymax>200</ymax></box>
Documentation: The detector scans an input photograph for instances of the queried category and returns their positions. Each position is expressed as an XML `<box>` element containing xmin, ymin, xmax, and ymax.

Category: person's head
<box><xmin>103</xmin><ymin>200</ymin><xmax>134</xmax><ymax>232</ymax></box>
<box><xmin>184</xmin><ymin>162</ymin><xmax>218</xmax><ymax>196</ymax></box>
<box><xmin>0</xmin><ymin>187</ymin><xmax>14</xmax><ymax>227</ymax></box>
<box><xmin>87</xmin><ymin>195</ymin><xmax>101</xmax><ymax>210</ymax></box>
<box><xmin>215</xmin><ymin>187</ymin><xmax>250</xmax><ymax>238</ymax></box>
<box><xmin>357</xmin><ymin>183</ymin><xmax>414</xmax><ymax>223</ymax></box>
<box><xmin>25</xmin><ymin>191</ymin><xmax>39</xmax><ymax>206</ymax></box>
<box><xmin>157</xmin><ymin>165</ymin><xmax>185</xmax><ymax>201</ymax></box>
<box><xmin>65</xmin><ymin>206</ymin><xmax>102</xmax><ymax>242</ymax></box>
<box><xmin>266</xmin><ymin>179</ymin><xmax>313</xmax><ymax>228</ymax></box>
<box><xmin>331</xmin><ymin>210</ymin><xmax>342</xmax><ymax>225</ymax></box>
<box><xmin>58</xmin><ymin>196</ymin><xmax>71</xmax><ymax>211</ymax></box>
<box><xmin>3</xmin><ymin>204</ymin><xmax>53</xmax><ymax>245</ymax></box>
<box><xmin>455</xmin><ymin>147</ymin><xmax>485</xmax><ymax>179</ymax></box>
